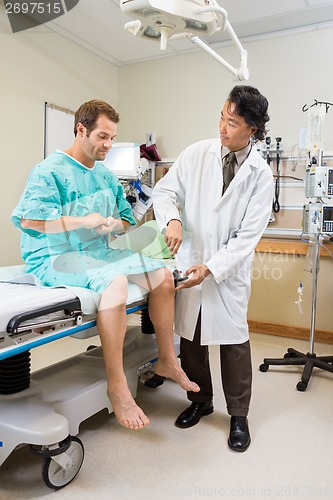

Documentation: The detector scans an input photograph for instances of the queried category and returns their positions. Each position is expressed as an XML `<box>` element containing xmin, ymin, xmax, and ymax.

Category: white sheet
<box><xmin>0</xmin><ymin>282</ymin><xmax>77</xmax><ymax>333</ymax></box>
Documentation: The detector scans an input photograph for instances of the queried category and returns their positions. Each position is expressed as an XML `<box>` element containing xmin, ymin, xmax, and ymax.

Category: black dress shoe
<box><xmin>175</xmin><ymin>401</ymin><xmax>214</xmax><ymax>428</ymax></box>
<box><xmin>228</xmin><ymin>416</ymin><xmax>251</xmax><ymax>452</ymax></box>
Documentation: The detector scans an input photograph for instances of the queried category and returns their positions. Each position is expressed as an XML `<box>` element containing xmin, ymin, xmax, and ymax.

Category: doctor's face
<box><xmin>78</xmin><ymin>114</ymin><xmax>117</xmax><ymax>163</ymax></box>
<box><xmin>219</xmin><ymin>101</ymin><xmax>256</xmax><ymax>152</ymax></box>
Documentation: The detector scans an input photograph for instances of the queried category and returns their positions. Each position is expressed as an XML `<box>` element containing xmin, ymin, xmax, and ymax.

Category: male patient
<box><xmin>11</xmin><ymin>99</ymin><xmax>199</xmax><ymax>430</ymax></box>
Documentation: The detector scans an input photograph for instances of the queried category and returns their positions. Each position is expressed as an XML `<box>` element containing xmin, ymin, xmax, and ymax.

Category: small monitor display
<box><xmin>103</xmin><ymin>143</ymin><xmax>140</xmax><ymax>179</ymax></box>
<box><xmin>328</xmin><ymin>168</ymin><xmax>333</xmax><ymax>196</ymax></box>
<box><xmin>328</xmin><ymin>169</ymin><xmax>333</xmax><ymax>185</ymax></box>
<box><xmin>322</xmin><ymin>205</ymin><xmax>333</xmax><ymax>234</ymax></box>
<box><xmin>323</xmin><ymin>206</ymin><xmax>333</xmax><ymax>222</ymax></box>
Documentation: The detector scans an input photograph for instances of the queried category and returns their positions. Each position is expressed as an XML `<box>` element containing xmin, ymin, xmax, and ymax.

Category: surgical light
<box><xmin>144</xmin><ymin>25</ymin><xmax>161</xmax><ymax>39</ymax></box>
<box><xmin>120</xmin><ymin>0</ymin><xmax>249</xmax><ymax>81</ymax></box>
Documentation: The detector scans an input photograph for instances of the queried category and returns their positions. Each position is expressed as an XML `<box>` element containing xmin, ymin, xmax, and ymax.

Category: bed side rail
<box><xmin>6</xmin><ymin>298</ymin><xmax>82</xmax><ymax>335</ymax></box>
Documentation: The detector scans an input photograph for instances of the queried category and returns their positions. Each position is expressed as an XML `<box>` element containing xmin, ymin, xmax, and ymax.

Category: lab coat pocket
<box><xmin>229</xmin><ymin>196</ymin><xmax>249</xmax><ymax>229</ymax></box>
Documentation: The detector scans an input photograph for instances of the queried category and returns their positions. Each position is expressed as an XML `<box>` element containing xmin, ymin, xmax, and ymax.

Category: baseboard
<box><xmin>248</xmin><ymin>321</ymin><xmax>333</xmax><ymax>344</ymax></box>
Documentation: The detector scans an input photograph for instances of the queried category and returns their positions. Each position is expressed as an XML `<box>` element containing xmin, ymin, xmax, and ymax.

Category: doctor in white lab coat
<box><xmin>152</xmin><ymin>85</ymin><xmax>273</xmax><ymax>452</ymax></box>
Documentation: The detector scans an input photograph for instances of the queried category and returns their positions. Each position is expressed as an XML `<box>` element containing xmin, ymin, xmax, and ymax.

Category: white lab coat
<box><xmin>152</xmin><ymin>138</ymin><xmax>274</xmax><ymax>345</ymax></box>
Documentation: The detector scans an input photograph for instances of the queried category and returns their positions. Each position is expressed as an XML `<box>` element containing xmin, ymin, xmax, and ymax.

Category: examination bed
<box><xmin>0</xmin><ymin>261</ymin><xmax>177</xmax><ymax>490</ymax></box>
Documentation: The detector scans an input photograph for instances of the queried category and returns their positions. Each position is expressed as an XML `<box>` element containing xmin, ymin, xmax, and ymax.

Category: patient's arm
<box><xmin>20</xmin><ymin>213</ymin><xmax>109</xmax><ymax>234</ymax></box>
<box><xmin>94</xmin><ymin>216</ymin><xmax>131</xmax><ymax>235</ymax></box>
<box><xmin>21</xmin><ymin>214</ymin><xmax>132</xmax><ymax>235</ymax></box>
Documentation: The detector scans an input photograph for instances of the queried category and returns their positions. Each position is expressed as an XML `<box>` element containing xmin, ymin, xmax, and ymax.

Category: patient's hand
<box><xmin>95</xmin><ymin>216</ymin><xmax>122</xmax><ymax>235</ymax></box>
<box><xmin>83</xmin><ymin>213</ymin><xmax>108</xmax><ymax>229</ymax></box>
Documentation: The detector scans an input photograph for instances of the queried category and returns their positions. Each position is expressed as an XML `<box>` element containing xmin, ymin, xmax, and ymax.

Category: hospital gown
<box><xmin>11</xmin><ymin>151</ymin><xmax>164</xmax><ymax>294</ymax></box>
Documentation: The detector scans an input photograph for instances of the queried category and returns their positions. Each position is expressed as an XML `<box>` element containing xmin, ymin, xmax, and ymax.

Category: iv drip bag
<box><xmin>307</xmin><ymin>103</ymin><xmax>326</xmax><ymax>153</ymax></box>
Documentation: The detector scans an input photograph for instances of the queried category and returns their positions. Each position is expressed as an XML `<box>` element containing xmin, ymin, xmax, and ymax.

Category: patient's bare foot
<box><xmin>154</xmin><ymin>359</ymin><xmax>200</xmax><ymax>393</ymax></box>
<box><xmin>107</xmin><ymin>384</ymin><xmax>150</xmax><ymax>429</ymax></box>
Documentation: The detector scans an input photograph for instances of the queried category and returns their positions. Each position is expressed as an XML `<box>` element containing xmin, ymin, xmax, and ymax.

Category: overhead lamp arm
<box><xmin>191</xmin><ymin>36</ymin><xmax>248</xmax><ymax>81</ymax></box>
<box><xmin>191</xmin><ymin>3</ymin><xmax>248</xmax><ymax>81</ymax></box>
<box><xmin>198</xmin><ymin>4</ymin><xmax>228</xmax><ymax>32</ymax></box>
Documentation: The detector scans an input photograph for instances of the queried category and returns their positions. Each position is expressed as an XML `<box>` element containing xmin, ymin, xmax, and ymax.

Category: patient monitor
<box><xmin>103</xmin><ymin>142</ymin><xmax>141</xmax><ymax>179</ymax></box>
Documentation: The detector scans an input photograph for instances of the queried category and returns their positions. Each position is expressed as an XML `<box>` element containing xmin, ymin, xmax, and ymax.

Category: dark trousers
<box><xmin>180</xmin><ymin>311</ymin><xmax>252</xmax><ymax>417</ymax></box>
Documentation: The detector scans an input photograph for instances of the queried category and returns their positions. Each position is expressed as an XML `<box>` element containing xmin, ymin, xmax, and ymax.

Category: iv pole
<box><xmin>309</xmin><ymin>232</ymin><xmax>321</xmax><ymax>357</ymax></box>
<box><xmin>259</xmin><ymin>104</ymin><xmax>333</xmax><ymax>391</ymax></box>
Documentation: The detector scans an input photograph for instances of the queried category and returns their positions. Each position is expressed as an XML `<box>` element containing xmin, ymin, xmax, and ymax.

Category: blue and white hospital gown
<box><xmin>11</xmin><ymin>151</ymin><xmax>164</xmax><ymax>294</ymax></box>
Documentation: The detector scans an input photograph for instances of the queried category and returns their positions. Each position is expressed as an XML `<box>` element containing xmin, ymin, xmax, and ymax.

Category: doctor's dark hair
<box><xmin>227</xmin><ymin>86</ymin><xmax>269</xmax><ymax>142</ymax></box>
<box><xmin>74</xmin><ymin>100</ymin><xmax>120</xmax><ymax>136</ymax></box>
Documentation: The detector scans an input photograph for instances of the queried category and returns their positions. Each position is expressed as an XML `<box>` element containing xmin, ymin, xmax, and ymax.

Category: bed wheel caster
<box><xmin>143</xmin><ymin>373</ymin><xmax>166</xmax><ymax>388</ymax></box>
<box><xmin>32</xmin><ymin>435</ymin><xmax>84</xmax><ymax>490</ymax></box>
<box><xmin>259</xmin><ymin>363</ymin><xmax>269</xmax><ymax>372</ymax></box>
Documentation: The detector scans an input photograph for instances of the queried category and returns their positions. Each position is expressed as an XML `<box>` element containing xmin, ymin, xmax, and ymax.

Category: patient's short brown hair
<box><xmin>74</xmin><ymin>100</ymin><xmax>120</xmax><ymax>136</ymax></box>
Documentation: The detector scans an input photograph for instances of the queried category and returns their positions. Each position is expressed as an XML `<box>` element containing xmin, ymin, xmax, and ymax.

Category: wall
<box><xmin>0</xmin><ymin>23</ymin><xmax>119</xmax><ymax>266</ymax></box>
<box><xmin>118</xmin><ymin>26</ymin><xmax>333</xmax><ymax>159</ymax></box>
<box><xmin>249</xmin><ymin>246</ymin><xmax>333</xmax><ymax>338</ymax></box>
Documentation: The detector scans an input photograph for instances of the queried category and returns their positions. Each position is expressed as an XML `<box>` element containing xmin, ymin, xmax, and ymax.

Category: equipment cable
<box><xmin>272</xmin><ymin>137</ymin><xmax>282</xmax><ymax>213</ymax></box>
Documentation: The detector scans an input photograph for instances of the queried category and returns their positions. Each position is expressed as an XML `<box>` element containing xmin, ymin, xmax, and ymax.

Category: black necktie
<box><xmin>222</xmin><ymin>152</ymin><xmax>236</xmax><ymax>195</ymax></box>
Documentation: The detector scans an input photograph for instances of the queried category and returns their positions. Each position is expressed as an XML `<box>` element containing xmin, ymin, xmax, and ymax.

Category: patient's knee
<box><xmin>100</xmin><ymin>275</ymin><xmax>128</xmax><ymax>308</ymax></box>
<box><xmin>153</xmin><ymin>268</ymin><xmax>175</xmax><ymax>294</ymax></box>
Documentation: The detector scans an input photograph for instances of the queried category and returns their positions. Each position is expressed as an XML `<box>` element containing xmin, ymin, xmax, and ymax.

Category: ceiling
<box><xmin>1</xmin><ymin>0</ymin><xmax>333</xmax><ymax>65</ymax></box>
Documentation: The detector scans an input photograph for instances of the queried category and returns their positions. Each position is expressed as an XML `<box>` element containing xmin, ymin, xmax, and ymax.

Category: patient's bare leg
<box><xmin>97</xmin><ymin>276</ymin><xmax>150</xmax><ymax>430</ymax></box>
<box><xmin>129</xmin><ymin>268</ymin><xmax>200</xmax><ymax>393</ymax></box>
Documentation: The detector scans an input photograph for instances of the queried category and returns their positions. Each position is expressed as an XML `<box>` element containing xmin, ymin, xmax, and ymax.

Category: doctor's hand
<box><xmin>175</xmin><ymin>264</ymin><xmax>212</xmax><ymax>291</ymax></box>
<box><xmin>165</xmin><ymin>219</ymin><xmax>182</xmax><ymax>256</ymax></box>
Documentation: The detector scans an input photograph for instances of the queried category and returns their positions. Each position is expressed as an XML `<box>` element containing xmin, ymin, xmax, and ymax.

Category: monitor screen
<box><xmin>328</xmin><ymin>168</ymin><xmax>333</xmax><ymax>196</ymax></box>
<box><xmin>323</xmin><ymin>205</ymin><xmax>333</xmax><ymax>222</ymax></box>
<box><xmin>103</xmin><ymin>142</ymin><xmax>141</xmax><ymax>179</ymax></box>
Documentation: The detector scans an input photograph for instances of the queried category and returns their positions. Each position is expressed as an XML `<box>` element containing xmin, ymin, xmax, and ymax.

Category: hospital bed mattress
<box><xmin>0</xmin><ymin>265</ymin><xmax>149</xmax><ymax>360</ymax></box>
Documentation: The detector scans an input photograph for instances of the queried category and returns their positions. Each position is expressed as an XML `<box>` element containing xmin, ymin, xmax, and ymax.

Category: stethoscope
<box><xmin>266</xmin><ymin>136</ymin><xmax>281</xmax><ymax>213</ymax></box>
<box><xmin>272</xmin><ymin>137</ymin><xmax>282</xmax><ymax>213</ymax></box>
